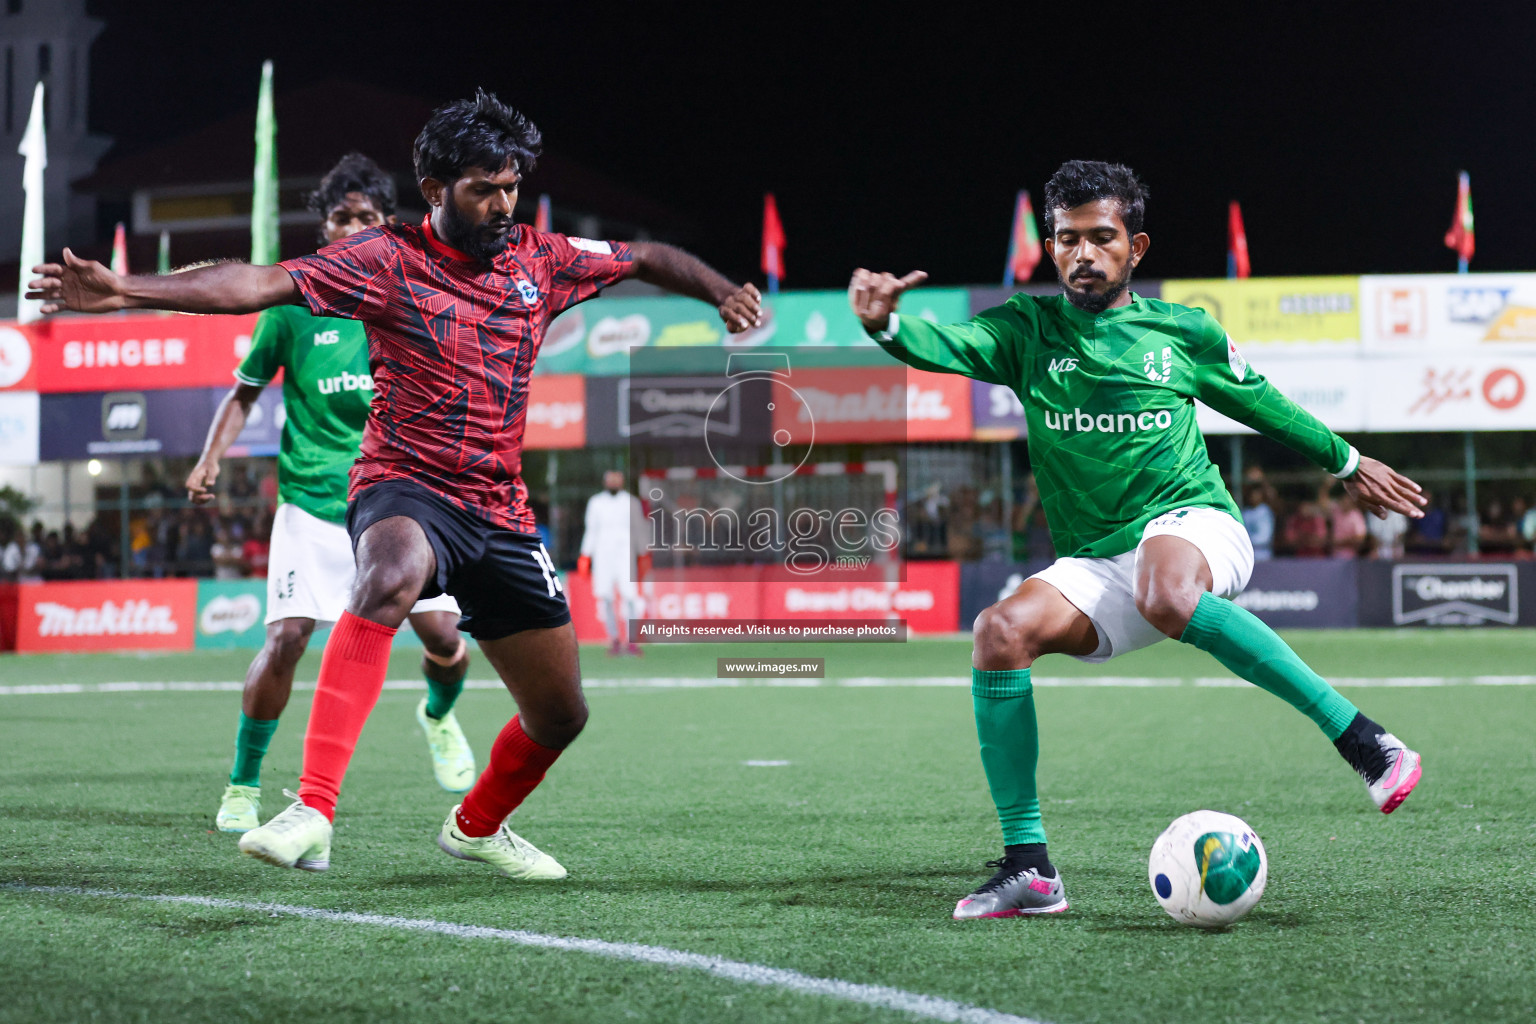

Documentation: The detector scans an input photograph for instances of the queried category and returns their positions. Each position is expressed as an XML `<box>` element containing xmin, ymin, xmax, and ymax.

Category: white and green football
<box><xmin>1148</xmin><ymin>810</ymin><xmax>1268</xmax><ymax>928</ymax></box>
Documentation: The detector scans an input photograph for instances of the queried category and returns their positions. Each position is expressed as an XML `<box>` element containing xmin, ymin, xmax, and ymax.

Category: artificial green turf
<box><xmin>1</xmin><ymin>632</ymin><xmax>1534</xmax><ymax>1023</ymax></box>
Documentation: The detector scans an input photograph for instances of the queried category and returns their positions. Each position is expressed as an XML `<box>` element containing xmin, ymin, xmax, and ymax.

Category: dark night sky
<box><xmin>84</xmin><ymin>2</ymin><xmax>1536</xmax><ymax>289</ymax></box>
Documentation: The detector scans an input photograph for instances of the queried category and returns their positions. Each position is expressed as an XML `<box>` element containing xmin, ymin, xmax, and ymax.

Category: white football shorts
<box><xmin>1029</xmin><ymin>505</ymin><xmax>1254</xmax><ymax>663</ymax></box>
<box><xmin>265</xmin><ymin>501</ymin><xmax>460</xmax><ymax>626</ymax></box>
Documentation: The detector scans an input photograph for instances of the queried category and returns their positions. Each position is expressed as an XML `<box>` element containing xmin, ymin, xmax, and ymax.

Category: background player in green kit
<box><xmin>187</xmin><ymin>154</ymin><xmax>475</xmax><ymax>833</ymax></box>
<box><xmin>849</xmin><ymin>161</ymin><xmax>1428</xmax><ymax>920</ymax></box>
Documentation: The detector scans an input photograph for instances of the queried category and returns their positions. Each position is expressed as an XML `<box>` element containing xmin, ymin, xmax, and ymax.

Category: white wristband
<box><xmin>873</xmin><ymin>312</ymin><xmax>900</xmax><ymax>341</ymax></box>
<box><xmin>1331</xmin><ymin>445</ymin><xmax>1361</xmax><ymax>479</ymax></box>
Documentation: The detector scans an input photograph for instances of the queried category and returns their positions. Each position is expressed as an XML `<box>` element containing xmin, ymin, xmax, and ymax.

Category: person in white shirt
<box><xmin>1367</xmin><ymin>509</ymin><xmax>1408</xmax><ymax>559</ymax></box>
<box><xmin>578</xmin><ymin>471</ymin><xmax>648</xmax><ymax>655</ymax></box>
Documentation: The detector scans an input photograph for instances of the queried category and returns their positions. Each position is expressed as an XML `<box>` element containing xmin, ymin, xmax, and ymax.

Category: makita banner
<box><xmin>772</xmin><ymin>367</ymin><xmax>972</xmax><ymax>443</ymax></box>
<box><xmin>14</xmin><ymin>579</ymin><xmax>198</xmax><ymax>652</ymax></box>
<box><xmin>4</xmin><ymin>313</ymin><xmax>259</xmax><ymax>393</ymax></box>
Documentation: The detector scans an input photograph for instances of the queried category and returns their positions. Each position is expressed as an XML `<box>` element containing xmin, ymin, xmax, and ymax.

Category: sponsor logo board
<box><xmin>0</xmin><ymin>324</ymin><xmax>38</xmax><ymax>390</ymax></box>
<box><xmin>1392</xmin><ymin>564</ymin><xmax>1518</xmax><ymax>626</ymax></box>
<box><xmin>195</xmin><ymin>580</ymin><xmax>267</xmax><ymax>649</ymax></box>
<box><xmin>15</xmin><ymin>580</ymin><xmax>197</xmax><ymax>652</ymax></box>
<box><xmin>1365</xmin><ymin>357</ymin><xmax>1536</xmax><ymax>430</ymax></box>
<box><xmin>771</xmin><ymin>367</ymin><xmax>971</xmax><ymax>443</ymax></box>
<box><xmin>1161</xmin><ymin>278</ymin><xmax>1361</xmax><ymax>354</ymax></box>
<box><xmin>1361</xmin><ymin>274</ymin><xmax>1536</xmax><ymax>352</ymax></box>
<box><xmin>0</xmin><ymin>391</ymin><xmax>40</xmax><ymax>466</ymax></box>
<box><xmin>523</xmin><ymin>374</ymin><xmax>586</xmax><ymax>449</ymax></box>
<box><xmin>27</xmin><ymin>313</ymin><xmax>260</xmax><ymax>392</ymax></box>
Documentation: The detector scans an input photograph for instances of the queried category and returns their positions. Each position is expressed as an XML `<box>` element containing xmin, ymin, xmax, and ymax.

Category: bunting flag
<box><xmin>1004</xmin><ymin>190</ymin><xmax>1041</xmax><ymax>285</ymax></box>
<box><xmin>157</xmin><ymin>229</ymin><xmax>171</xmax><ymax>274</ymax></box>
<box><xmin>16</xmin><ymin>83</ymin><xmax>46</xmax><ymax>325</ymax></box>
<box><xmin>251</xmin><ymin>61</ymin><xmax>279</xmax><ymax>265</ymax></box>
<box><xmin>1444</xmin><ymin>171</ymin><xmax>1474</xmax><ymax>273</ymax></box>
<box><xmin>535</xmin><ymin>193</ymin><xmax>552</xmax><ymax>233</ymax></box>
<box><xmin>761</xmin><ymin>192</ymin><xmax>786</xmax><ymax>294</ymax></box>
<box><xmin>1227</xmin><ymin>200</ymin><xmax>1251</xmax><ymax>279</ymax></box>
<box><xmin>111</xmin><ymin>222</ymin><xmax>129</xmax><ymax>277</ymax></box>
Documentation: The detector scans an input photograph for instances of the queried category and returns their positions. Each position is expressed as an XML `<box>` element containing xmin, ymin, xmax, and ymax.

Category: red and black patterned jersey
<box><xmin>280</xmin><ymin>218</ymin><xmax>633</xmax><ymax>533</ymax></box>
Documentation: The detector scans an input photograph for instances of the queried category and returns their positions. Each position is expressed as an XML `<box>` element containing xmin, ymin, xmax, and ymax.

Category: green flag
<box><xmin>157</xmin><ymin>229</ymin><xmax>170</xmax><ymax>274</ymax></box>
<box><xmin>251</xmin><ymin>60</ymin><xmax>279</xmax><ymax>265</ymax></box>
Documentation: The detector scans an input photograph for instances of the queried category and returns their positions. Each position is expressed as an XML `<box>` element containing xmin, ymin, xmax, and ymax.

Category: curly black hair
<box><xmin>307</xmin><ymin>152</ymin><xmax>397</xmax><ymax>218</ymax></box>
<box><xmin>1042</xmin><ymin>160</ymin><xmax>1149</xmax><ymax>235</ymax></box>
<box><xmin>412</xmin><ymin>89</ymin><xmax>542</xmax><ymax>184</ymax></box>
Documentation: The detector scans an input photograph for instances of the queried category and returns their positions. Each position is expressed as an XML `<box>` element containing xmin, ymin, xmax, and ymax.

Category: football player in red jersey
<box><xmin>31</xmin><ymin>90</ymin><xmax>763</xmax><ymax>880</ymax></box>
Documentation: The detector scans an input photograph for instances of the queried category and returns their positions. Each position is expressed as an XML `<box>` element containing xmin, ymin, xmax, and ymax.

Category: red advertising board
<box><xmin>772</xmin><ymin>367</ymin><xmax>973</xmax><ymax>443</ymax></box>
<box><xmin>565</xmin><ymin>562</ymin><xmax>959</xmax><ymax>643</ymax></box>
<box><xmin>0</xmin><ymin>323</ymin><xmax>41</xmax><ymax>391</ymax></box>
<box><xmin>759</xmin><ymin>560</ymin><xmax>960</xmax><ymax>634</ymax></box>
<box><xmin>3</xmin><ymin>314</ymin><xmax>259</xmax><ymax>394</ymax></box>
<box><xmin>523</xmin><ymin>374</ymin><xmax>587</xmax><ymax>449</ymax></box>
<box><xmin>13</xmin><ymin>579</ymin><xmax>198</xmax><ymax>652</ymax></box>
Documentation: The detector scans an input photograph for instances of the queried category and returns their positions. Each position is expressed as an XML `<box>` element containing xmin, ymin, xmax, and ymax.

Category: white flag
<box><xmin>17</xmin><ymin>83</ymin><xmax>46</xmax><ymax>325</ymax></box>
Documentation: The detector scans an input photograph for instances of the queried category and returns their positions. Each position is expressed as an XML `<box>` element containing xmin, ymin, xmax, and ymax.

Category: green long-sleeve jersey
<box><xmin>872</xmin><ymin>292</ymin><xmax>1355</xmax><ymax>559</ymax></box>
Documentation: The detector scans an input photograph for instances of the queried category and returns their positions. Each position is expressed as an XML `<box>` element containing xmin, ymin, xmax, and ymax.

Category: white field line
<box><xmin>3</xmin><ymin>675</ymin><xmax>1535</xmax><ymax>696</ymax></box>
<box><xmin>3</xmin><ymin>884</ymin><xmax>1044</xmax><ymax>1024</ymax></box>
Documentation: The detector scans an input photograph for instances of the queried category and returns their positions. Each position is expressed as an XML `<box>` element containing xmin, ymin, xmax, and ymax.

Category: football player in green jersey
<box><xmin>187</xmin><ymin>154</ymin><xmax>476</xmax><ymax>833</ymax></box>
<box><xmin>850</xmin><ymin>161</ymin><xmax>1427</xmax><ymax>920</ymax></box>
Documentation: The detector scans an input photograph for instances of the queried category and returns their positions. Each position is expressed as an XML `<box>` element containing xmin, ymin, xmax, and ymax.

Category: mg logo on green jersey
<box><xmin>1143</xmin><ymin>346</ymin><xmax>1173</xmax><ymax>383</ymax></box>
<box><xmin>1048</xmin><ymin>357</ymin><xmax>1079</xmax><ymax>373</ymax></box>
<box><xmin>316</xmin><ymin>371</ymin><xmax>374</xmax><ymax>395</ymax></box>
<box><xmin>313</xmin><ymin>330</ymin><xmax>341</xmax><ymax>346</ymax></box>
<box><xmin>1042</xmin><ymin>406</ymin><xmax>1174</xmax><ymax>434</ymax></box>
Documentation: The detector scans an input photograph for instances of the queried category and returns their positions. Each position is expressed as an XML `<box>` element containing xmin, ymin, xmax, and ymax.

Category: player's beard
<box><xmin>1059</xmin><ymin>260</ymin><xmax>1134</xmax><ymax>315</ymax></box>
<box><xmin>441</xmin><ymin>200</ymin><xmax>513</xmax><ymax>263</ymax></box>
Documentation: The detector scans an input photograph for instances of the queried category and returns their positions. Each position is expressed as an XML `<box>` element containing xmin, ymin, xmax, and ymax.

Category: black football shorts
<box><xmin>347</xmin><ymin>479</ymin><xmax>571</xmax><ymax>641</ymax></box>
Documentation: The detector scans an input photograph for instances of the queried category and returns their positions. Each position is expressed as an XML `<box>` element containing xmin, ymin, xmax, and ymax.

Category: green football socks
<box><xmin>424</xmin><ymin>674</ymin><xmax>464</xmax><ymax>721</ymax></box>
<box><xmin>229</xmin><ymin>713</ymin><xmax>280</xmax><ymax>787</ymax></box>
<box><xmin>1179</xmin><ymin>591</ymin><xmax>1359</xmax><ymax>740</ymax></box>
<box><xmin>972</xmin><ymin>667</ymin><xmax>1046</xmax><ymax>845</ymax></box>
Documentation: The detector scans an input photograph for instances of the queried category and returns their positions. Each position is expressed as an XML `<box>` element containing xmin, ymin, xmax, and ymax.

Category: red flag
<box><xmin>1227</xmin><ymin>201</ymin><xmax>1250</xmax><ymax>279</ymax></box>
<box><xmin>761</xmin><ymin>192</ymin><xmax>786</xmax><ymax>283</ymax></box>
<box><xmin>535</xmin><ymin>194</ymin><xmax>551</xmax><ymax>233</ymax></box>
<box><xmin>1005</xmin><ymin>190</ymin><xmax>1041</xmax><ymax>285</ymax></box>
<box><xmin>1444</xmin><ymin>171</ymin><xmax>1474</xmax><ymax>268</ymax></box>
<box><xmin>111</xmin><ymin>221</ymin><xmax>129</xmax><ymax>277</ymax></box>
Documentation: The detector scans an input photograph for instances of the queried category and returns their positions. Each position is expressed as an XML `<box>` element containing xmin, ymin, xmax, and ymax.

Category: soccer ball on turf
<box><xmin>1148</xmin><ymin>810</ymin><xmax>1268</xmax><ymax>928</ymax></box>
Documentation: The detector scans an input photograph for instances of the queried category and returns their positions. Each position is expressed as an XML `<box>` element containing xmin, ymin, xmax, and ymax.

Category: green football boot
<box><xmin>237</xmin><ymin>790</ymin><xmax>332</xmax><ymax>871</ymax></box>
<box><xmin>215</xmin><ymin>784</ymin><xmax>261</xmax><ymax>833</ymax></box>
<box><xmin>416</xmin><ymin>698</ymin><xmax>476</xmax><ymax>793</ymax></box>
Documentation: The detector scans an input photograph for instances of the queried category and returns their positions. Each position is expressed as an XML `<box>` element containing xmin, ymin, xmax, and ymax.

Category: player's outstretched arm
<box><xmin>186</xmin><ymin>384</ymin><xmax>263</xmax><ymax>505</ymax></box>
<box><xmin>27</xmin><ymin>248</ymin><xmax>299</xmax><ymax>316</ymax></box>
<box><xmin>848</xmin><ymin>268</ymin><xmax>1027</xmax><ymax>385</ymax></box>
<box><xmin>629</xmin><ymin>241</ymin><xmax>761</xmax><ymax>333</ymax></box>
<box><xmin>1343</xmin><ymin>457</ymin><xmax>1427</xmax><ymax>521</ymax></box>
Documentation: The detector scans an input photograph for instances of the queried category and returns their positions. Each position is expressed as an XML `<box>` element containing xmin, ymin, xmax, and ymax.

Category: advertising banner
<box><xmin>1194</xmin><ymin>356</ymin><xmax>1370</xmax><ymax>434</ymax></box>
<box><xmin>1231</xmin><ymin>558</ymin><xmax>1358</xmax><ymax>628</ymax></box>
<box><xmin>772</xmin><ymin>367</ymin><xmax>973</xmax><ymax>443</ymax></box>
<box><xmin>195</xmin><ymin>579</ymin><xmax>268</xmax><ymax>649</ymax></box>
<box><xmin>1360</xmin><ymin>274</ymin><xmax>1536</xmax><ymax>353</ymax></box>
<box><xmin>39</xmin><ymin>387</ymin><xmax>216</xmax><ymax>459</ymax></box>
<box><xmin>537</xmin><ymin>289</ymin><xmax>969</xmax><ymax>376</ymax></box>
<box><xmin>761</xmin><ymin>561</ymin><xmax>960</xmax><ymax>634</ymax></box>
<box><xmin>1358</xmin><ymin>561</ymin><xmax>1535</xmax><ymax>627</ymax></box>
<box><xmin>565</xmin><ymin>569</ymin><xmax>763</xmax><ymax>644</ymax></box>
<box><xmin>1361</xmin><ymin>355</ymin><xmax>1536</xmax><ymax>431</ymax></box>
<box><xmin>523</xmin><ymin>374</ymin><xmax>587</xmax><ymax>449</ymax></box>
<box><xmin>0</xmin><ymin>323</ymin><xmax>40</xmax><ymax>391</ymax></box>
<box><xmin>14</xmin><ymin>579</ymin><xmax>198</xmax><ymax>652</ymax></box>
<box><xmin>1161</xmin><ymin>278</ymin><xmax>1360</xmax><ymax>356</ymax></box>
<box><xmin>0</xmin><ymin>391</ymin><xmax>40</xmax><ymax>465</ymax></box>
<box><xmin>28</xmin><ymin>313</ymin><xmax>259</xmax><ymax>393</ymax></box>
<box><xmin>971</xmin><ymin>380</ymin><xmax>1028</xmax><ymax>440</ymax></box>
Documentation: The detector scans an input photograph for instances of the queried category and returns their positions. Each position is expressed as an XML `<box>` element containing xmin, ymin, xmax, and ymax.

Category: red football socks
<box><xmin>297</xmin><ymin>611</ymin><xmax>397</xmax><ymax>821</ymax></box>
<box><xmin>455</xmin><ymin>716</ymin><xmax>562</xmax><ymax>837</ymax></box>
